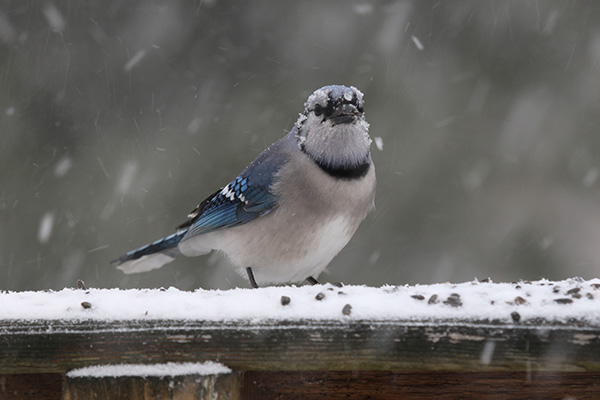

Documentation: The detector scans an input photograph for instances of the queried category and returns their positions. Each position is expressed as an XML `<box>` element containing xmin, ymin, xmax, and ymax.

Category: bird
<box><xmin>111</xmin><ymin>85</ymin><xmax>376</xmax><ymax>288</ymax></box>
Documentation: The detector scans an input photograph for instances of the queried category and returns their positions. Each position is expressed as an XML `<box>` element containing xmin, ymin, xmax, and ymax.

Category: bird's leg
<box><xmin>306</xmin><ymin>276</ymin><xmax>320</xmax><ymax>285</ymax></box>
<box><xmin>246</xmin><ymin>267</ymin><xmax>259</xmax><ymax>289</ymax></box>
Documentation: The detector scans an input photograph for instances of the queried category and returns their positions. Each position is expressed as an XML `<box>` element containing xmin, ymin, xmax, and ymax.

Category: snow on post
<box><xmin>64</xmin><ymin>362</ymin><xmax>239</xmax><ymax>400</ymax></box>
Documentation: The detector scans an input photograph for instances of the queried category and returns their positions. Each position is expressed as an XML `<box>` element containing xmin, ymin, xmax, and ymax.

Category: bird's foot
<box><xmin>306</xmin><ymin>276</ymin><xmax>320</xmax><ymax>285</ymax></box>
<box><xmin>246</xmin><ymin>267</ymin><xmax>259</xmax><ymax>289</ymax></box>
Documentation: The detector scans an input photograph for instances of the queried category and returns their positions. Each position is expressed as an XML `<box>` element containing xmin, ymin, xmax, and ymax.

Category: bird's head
<box><xmin>296</xmin><ymin>85</ymin><xmax>371</xmax><ymax>175</ymax></box>
<box><xmin>305</xmin><ymin>85</ymin><xmax>365</xmax><ymax>126</ymax></box>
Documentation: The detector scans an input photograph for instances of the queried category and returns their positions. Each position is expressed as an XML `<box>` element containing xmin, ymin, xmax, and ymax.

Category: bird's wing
<box><xmin>178</xmin><ymin>137</ymin><xmax>291</xmax><ymax>239</ymax></box>
<box><xmin>178</xmin><ymin>174</ymin><xmax>276</xmax><ymax>238</ymax></box>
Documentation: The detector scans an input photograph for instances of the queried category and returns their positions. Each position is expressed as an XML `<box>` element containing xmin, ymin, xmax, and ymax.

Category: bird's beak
<box><xmin>328</xmin><ymin>103</ymin><xmax>360</xmax><ymax>126</ymax></box>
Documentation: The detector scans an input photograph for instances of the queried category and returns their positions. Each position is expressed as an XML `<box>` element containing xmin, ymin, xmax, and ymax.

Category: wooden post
<box><xmin>63</xmin><ymin>372</ymin><xmax>241</xmax><ymax>400</ymax></box>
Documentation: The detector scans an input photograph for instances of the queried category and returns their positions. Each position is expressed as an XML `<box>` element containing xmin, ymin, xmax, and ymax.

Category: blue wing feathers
<box><xmin>180</xmin><ymin>136</ymin><xmax>291</xmax><ymax>240</ymax></box>
<box><xmin>182</xmin><ymin>175</ymin><xmax>276</xmax><ymax>238</ymax></box>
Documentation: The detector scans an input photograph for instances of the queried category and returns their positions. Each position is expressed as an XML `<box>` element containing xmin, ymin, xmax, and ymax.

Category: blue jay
<box><xmin>112</xmin><ymin>85</ymin><xmax>376</xmax><ymax>288</ymax></box>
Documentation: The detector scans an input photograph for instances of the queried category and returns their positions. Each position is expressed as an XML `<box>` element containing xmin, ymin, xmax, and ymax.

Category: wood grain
<box><xmin>1</xmin><ymin>319</ymin><xmax>599</xmax><ymax>374</ymax></box>
<box><xmin>0</xmin><ymin>374</ymin><xmax>62</xmax><ymax>400</ymax></box>
<box><xmin>242</xmin><ymin>371</ymin><xmax>600</xmax><ymax>400</ymax></box>
<box><xmin>2</xmin><ymin>371</ymin><xmax>600</xmax><ymax>400</ymax></box>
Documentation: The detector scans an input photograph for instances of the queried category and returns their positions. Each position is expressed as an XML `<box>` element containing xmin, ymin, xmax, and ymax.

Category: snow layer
<box><xmin>67</xmin><ymin>361</ymin><xmax>231</xmax><ymax>378</ymax></box>
<box><xmin>1</xmin><ymin>278</ymin><xmax>599</xmax><ymax>324</ymax></box>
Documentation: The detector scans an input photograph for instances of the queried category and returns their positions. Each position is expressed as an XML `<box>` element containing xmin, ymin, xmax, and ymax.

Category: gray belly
<box><xmin>217</xmin><ymin>210</ymin><xmax>358</xmax><ymax>284</ymax></box>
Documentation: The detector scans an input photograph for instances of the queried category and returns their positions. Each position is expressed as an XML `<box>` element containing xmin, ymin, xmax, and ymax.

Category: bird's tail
<box><xmin>111</xmin><ymin>230</ymin><xmax>187</xmax><ymax>274</ymax></box>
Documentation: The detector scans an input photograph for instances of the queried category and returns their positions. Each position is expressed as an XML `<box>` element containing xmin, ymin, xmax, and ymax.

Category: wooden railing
<box><xmin>1</xmin><ymin>280</ymin><xmax>599</xmax><ymax>399</ymax></box>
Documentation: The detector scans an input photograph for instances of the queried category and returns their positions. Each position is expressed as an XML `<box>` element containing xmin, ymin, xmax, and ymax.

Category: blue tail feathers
<box><xmin>111</xmin><ymin>229</ymin><xmax>187</xmax><ymax>268</ymax></box>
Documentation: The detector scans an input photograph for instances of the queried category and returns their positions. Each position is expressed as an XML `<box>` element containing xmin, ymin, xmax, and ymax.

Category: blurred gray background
<box><xmin>1</xmin><ymin>0</ymin><xmax>600</xmax><ymax>291</ymax></box>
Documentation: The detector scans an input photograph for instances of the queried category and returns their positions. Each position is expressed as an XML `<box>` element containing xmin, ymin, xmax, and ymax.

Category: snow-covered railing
<box><xmin>2</xmin><ymin>279</ymin><xmax>600</xmax><ymax>399</ymax></box>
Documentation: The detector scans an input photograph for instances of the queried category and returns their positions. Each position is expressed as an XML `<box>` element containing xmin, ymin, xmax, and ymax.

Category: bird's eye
<box><xmin>357</xmin><ymin>104</ymin><xmax>364</xmax><ymax>113</ymax></box>
<box><xmin>314</xmin><ymin>104</ymin><xmax>323</xmax><ymax>116</ymax></box>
